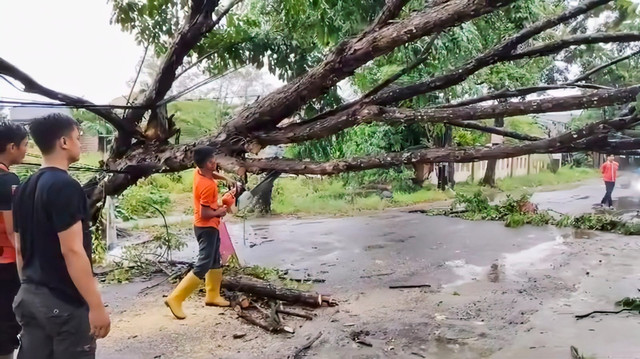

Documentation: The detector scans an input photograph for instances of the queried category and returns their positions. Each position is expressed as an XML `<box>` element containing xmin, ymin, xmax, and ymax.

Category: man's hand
<box><xmin>213</xmin><ymin>206</ymin><xmax>228</xmax><ymax>218</ymax></box>
<box><xmin>89</xmin><ymin>305</ymin><xmax>111</xmax><ymax>339</ymax></box>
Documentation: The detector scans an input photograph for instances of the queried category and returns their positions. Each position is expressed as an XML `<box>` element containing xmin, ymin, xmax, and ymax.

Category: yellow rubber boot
<box><xmin>164</xmin><ymin>271</ymin><xmax>202</xmax><ymax>319</ymax></box>
<box><xmin>205</xmin><ymin>269</ymin><xmax>230</xmax><ymax>307</ymax></box>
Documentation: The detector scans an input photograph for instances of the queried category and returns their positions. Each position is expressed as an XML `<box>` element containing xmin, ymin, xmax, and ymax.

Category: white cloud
<box><xmin>0</xmin><ymin>0</ymin><xmax>142</xmax><ymax>103</ymax></box>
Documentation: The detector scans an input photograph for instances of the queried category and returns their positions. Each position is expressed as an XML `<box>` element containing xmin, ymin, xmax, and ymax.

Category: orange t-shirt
<box><xmin>601</xmin><ymin>161</ymin><xmax>619</xmax><ymax>182</ymax></box>
<box><xmin>0</xmin><ymin>165</ymin><xmax>17</xmax><ymax>263</ymax></box>
<box><xmin>193</xmin><ymin>170</ymin><xmax>221</xmax><ymax>228</ymax></box>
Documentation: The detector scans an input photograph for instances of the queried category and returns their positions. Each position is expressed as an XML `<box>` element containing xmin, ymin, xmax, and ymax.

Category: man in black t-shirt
<box><xmin>12</xmin><ymin>114</ymin><xmax>110</xmax><ymax>359</ymax></box>
<box><xmin>0</xmin><ymin>122</ymin><xmax>28</xmax><ymax>359</ymax></box>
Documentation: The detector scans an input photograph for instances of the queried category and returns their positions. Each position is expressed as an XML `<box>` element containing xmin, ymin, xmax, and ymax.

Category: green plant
<box><xmin>91</xmin><ymin>222</ymin><xmax>107</xmax><ymax>265</ymax></box>
<box><xmin>117</xmin><ymin>184</ymin><xmax>171</xmax><ymax>220</ymax></box>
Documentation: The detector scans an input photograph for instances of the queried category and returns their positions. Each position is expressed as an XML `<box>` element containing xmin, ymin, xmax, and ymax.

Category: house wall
<box><xmin>80</xmin><ymin>135</ymin><xmax>99</xmax><ymax>153</ymax></box>
<box><xmin>419</xmin><ymin>155</ymin><xmax>551</xmax><ymax>184</ymax></box>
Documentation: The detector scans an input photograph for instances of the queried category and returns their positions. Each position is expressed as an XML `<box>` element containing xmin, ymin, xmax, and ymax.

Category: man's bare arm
<box><xmin>13</xmin><ymin>232</ymin><xmax>22</xmax><ymax>278</ymax></box>
<box><xmin>59</xmin><ymin>221</ymin><xmax>110</xmax><ymax>338</ymax></box>
<box><xmin>201</xmin><ymin>205</ymin><xmax>227</xmax><ymax>219</ymax></box>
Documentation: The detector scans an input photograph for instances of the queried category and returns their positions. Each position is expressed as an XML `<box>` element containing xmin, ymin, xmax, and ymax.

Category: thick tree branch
<box><xmin>570</xmin><ymin>48</ymin><xmax>640</xmax><ymax>84</ymax></box>
<box><xmin>254</xmin><ymin>85</ymin><xmax>640</xmax><ymax>145</ymax></box>
<box><xmin>222</xmin><ymin>114</ymin><xmax>639</xmax><ymax>175</ymax></box>
<box><xmin>223</xmin><ymin>0</ymin><xmax>517</xmax><ymax>135</ymax></box>
<box><xmin>283</xmin><ymin>0</ymin><xmax>616</xmax><ymax>140</ymax></box>
<box><xmin>123</xmin><ymin>0</ymin><xmax>222</xmax><ymax>125</ymax></box>
<box><xmin>438</xmin><ymin>84</ymin><xmax>610</xmax><ymax>109</ymax></box>
<box><xmin>438</xmin><ymin>50</ymin><xmax>633</xmax><ymax>110</ymax></box>
<box><xmin>444</xmin><ymin>120</ymin><xmax>543</xmax><ymax>141</ymax></box>
<box><xmin>510</xmin><ymin>33</ymin><xmax>640</xmax><ymax>60</ymax></box>
<box><xmin>0</xmin><ymin>57</ymin><xmax>139</xmax><ymax>136</ymax></box>
<box><xmin>368</xmin><ymin>0</ymin><xmax>614</xmax><ymax>106</ymax></box>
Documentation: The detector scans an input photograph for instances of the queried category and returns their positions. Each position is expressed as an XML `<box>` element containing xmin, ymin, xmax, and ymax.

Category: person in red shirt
<box><xmin>165</xmin><ymin>146</ymin><xmax>235</xmax><ymax>320</ymax></box>
<box><xmin>600</xmin><ymin>154</ymin><xmax>619</xmax><ymax>208</ymax></box>
<box><xmin>0</xmin><ymin>122</ymin><xmax>27</xmax><ymax>359</ymax></box>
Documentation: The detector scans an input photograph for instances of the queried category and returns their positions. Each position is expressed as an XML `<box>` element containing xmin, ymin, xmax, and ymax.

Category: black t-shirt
<box><xmin>13</xmin><ymin>167</ymin><xmax>92</xmax><ymax>306</ymax></box>
<box><xmin>0</xmin><ymin>170</ymin><xmax>19</xmax><ymax>211</ymax></box>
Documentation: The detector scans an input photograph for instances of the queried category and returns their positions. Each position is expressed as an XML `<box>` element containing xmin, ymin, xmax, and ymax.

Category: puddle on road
<box><xmin>443</xmin><ymin>235</ymin><xmax>566</xmax><ymax>287</ymax></box>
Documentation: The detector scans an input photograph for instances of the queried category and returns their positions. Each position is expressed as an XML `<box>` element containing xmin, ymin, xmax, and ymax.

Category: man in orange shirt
<box><xmin>0</xmin><ymin>122</ymin><xmax>27</xmax><ymax>359</ymax></box>
<box><xmin>165</xmin><ymin>146</ymin><xmax>235</xmax><ymax>320</ymax></box>
<box><xmin>599</xmin><ymin>154</ymin><xmax>619</xmax><ymax>209</ymax></box>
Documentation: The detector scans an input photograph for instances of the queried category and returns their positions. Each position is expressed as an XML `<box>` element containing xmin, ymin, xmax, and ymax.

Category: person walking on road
<box><xmin>164</xmin><ymin>146</ymin><xmax>235</xmax><ymax>320</ymax></box>
<box><xmin>599</xmin><ymin>154</ymin><xmax>619</xmax><ymax>209</ymax></box>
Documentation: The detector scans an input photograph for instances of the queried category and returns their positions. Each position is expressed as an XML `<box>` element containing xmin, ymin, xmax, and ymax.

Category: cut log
<box><xmin>222</xmin><ymin>275</ymin><xmax>336</xmax><ymax>307</ymax></box>
<box><xmin>277</xmin><ymin>307</ymin><xmax>315</xmax><ymax>320</ymax></box>
<box><xmin>238</xmin><ymin>311</ymin><xmax>277</xmax><ymax>332</ymax></box>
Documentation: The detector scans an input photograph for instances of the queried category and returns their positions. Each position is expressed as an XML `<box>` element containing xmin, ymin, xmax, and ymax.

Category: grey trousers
<box><xmin>13</xmin><ymin>284</ymin><xmax>96</xmax><ymax>359</ymax></box>
<box><xmin>0</xmin><ymin>263</ymin><xmax>20</xmax><ymax>355</ymax></box>
<box><xmin>193</xmin><ymin>226</ymin><xmax>221</xmax><ymax>279</ymax></box>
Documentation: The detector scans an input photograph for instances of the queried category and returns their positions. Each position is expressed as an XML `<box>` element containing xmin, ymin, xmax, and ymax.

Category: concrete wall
<box><xmin>421</xmin><ymin>155</ymin><xmax>550</xmax><ymax>185</ymax></box>
<box><xmin>451</xmin><ymin>155</ymin><xmax>548</xmax><ymax>183</ymax></box>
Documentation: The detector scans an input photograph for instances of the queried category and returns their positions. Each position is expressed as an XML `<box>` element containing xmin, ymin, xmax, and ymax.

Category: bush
<box><xmin>117</xmin><ymin>184</ymin><xmax>171</xmax><ymax>220</ymax></box>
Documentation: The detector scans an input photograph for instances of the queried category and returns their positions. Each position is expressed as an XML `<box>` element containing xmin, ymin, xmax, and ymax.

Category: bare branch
<box><xmin>224</xmin><ymin>114</ymin><xmax>639</xmax><ymax>175</ymax></box>
<box><xmin>0</xmin><ymin>57</ymin><xmax>140</xmax><ymax>137</ymax></box>
<box><xmin>439</xmin><ymin>84</ymin><xmax>610</xmax><ymax>109</ymax></box>
<box><xmin>570</xmin><ymin>48</ymin><xmax>640</xmax><ymax>84</ymax></box>
<box><xmin>254</xmin><ymin>85</ymin><xmax>640</xmax><ymax>146</ymax></box>
<box><xmin>369</xmin><ymin>0</ymin><xmax>412</xmax><ymax>31</ymax></box>
<box><xmin>444</xmin><ymin>120</ymin><xmax>544</xmax><ymax>141</ymax></box>
<box><xmin>510</xmin><ymin>33</ymin><xmax>640</xmax><ymax>60</ymax></box>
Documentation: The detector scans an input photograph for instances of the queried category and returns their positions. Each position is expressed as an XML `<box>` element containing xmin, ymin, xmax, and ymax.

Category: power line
<box><xmin>0</xmin><ymin>99</ymin><xmax>148</xmax><ymax>111</ymax></box>
<box><xmin>14</xmin><ymin>161</ymin><xmax>132</xmax><ymax>174</ymax></box>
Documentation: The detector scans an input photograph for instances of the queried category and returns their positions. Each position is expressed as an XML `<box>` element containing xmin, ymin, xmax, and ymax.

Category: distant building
<box><xmin>8</xmin><ymin>106</ymin><xmax>72</xmax><ymax>124</ymax></box>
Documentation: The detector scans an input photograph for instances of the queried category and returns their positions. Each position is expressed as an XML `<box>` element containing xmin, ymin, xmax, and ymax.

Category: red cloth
<box><xmin>219</xmin><ymin>222</ymin><xmax>236</xmax><ymax>265</ymax></box>
<box><xmin>600</xmin><ymin>161</ymin><xmax>619</xmax><ymax>182</ymax></box>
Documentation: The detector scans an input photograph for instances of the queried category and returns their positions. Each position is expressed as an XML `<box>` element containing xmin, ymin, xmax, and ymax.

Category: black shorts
<box><xmin>0</xmin><ymin>262</ymin><xmax>20</xmax><ymax>355</ymax></box>
<box><xmin>193</xmin><ymin>226</ymin><xmax>221</xmax><ymax>279</ymax></box>
<box><xmin>13</xmin><ymin>284</ymin><xmax>96</xmax><ymax>359</ymax></box>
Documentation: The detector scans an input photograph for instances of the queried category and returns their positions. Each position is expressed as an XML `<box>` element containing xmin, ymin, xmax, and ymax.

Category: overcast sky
<box><xmin>0</xmin><ymin>0</ymin><xmax>142</xmax><ymax>103</ymax></box>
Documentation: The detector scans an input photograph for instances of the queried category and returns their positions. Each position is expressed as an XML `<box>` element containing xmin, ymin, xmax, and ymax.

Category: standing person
<box><xmin>12</xmin><ymin>114</ymin><xmax>110</xmax><ymax>359</ymax></box>
<box><xmin>600</xmin><ymin>154</ymin><xmax>619</xmax><ymax>209</ymax></box>
<box><xmin>0</xmin><ymin>122</ymin><xmax>28</xmax><ymax>359</ymax></box>
<box><xmin>165</xmin><ymin>146</ymin><xmax>235</xmax><ymax>320</ymax></box>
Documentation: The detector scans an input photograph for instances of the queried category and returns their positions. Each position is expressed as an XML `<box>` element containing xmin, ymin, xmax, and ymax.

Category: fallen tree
<box><xmin>1</xmin><ymin>0</ymin><xmax>640</xmax><ymax>221</ymax></box>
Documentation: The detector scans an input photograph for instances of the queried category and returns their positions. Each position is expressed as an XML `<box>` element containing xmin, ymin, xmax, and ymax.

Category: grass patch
<box><xmin>271</xmin><ymin>177</ymin><xmax>450</xmax><ymax>215</ymax></box>
<box><xmin>271</xmin><ymin>167</ymin><xmax>597</xmax><ymax>216</ymax></box>
<box><xmin>496</xmin><ymin>167</ymin><xmax>598</xmax><ymax>192</ymax></box>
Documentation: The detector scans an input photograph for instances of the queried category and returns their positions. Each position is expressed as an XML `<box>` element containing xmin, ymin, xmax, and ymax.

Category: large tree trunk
<box><xmin>480</xmin><ymin>113</ymin><xmax>505</xmax><ymax>187</ymax></box>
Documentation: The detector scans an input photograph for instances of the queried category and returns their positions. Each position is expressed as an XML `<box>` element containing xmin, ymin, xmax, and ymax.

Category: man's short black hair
<box><xmin>193</xmin><ymin>146</ymin><xmax>216</xmax><ymax>168</ymax></box>
<box><xmin>29</xmin><ymin>113</ymin><xmax>79</xmax><ymax>155</ymax></box>
<box><xmin>0</xmin><ymin>121</ymin><xmax>28</xmax><ymax>154</ymax></box>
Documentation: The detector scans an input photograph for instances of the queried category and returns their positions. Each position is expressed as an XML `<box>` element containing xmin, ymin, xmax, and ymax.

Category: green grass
<box><xmin>496</xmin><ymin>167</ymin><xmax>597</xmax><ymax>192</ymax></box>
<box><xmin>168</xmin><ymin>100</ymin><xmax>231</xmax><ymax>143</ymax></box>
<box><xmin>271</xmin><ymin>167</ymin><xmax>598</xmax><ymax>216</ymax></box>
<box><xmin>271</xmin><ymin>177</ymin><xmax>450</xmax><ymax>215</ymax></box>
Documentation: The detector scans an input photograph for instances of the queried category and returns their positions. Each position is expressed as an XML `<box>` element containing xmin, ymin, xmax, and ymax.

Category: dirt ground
<box><xmin>97</xmin><ymin>179</ymin><xmax>640</xmax><ymax>359</ymax></box>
